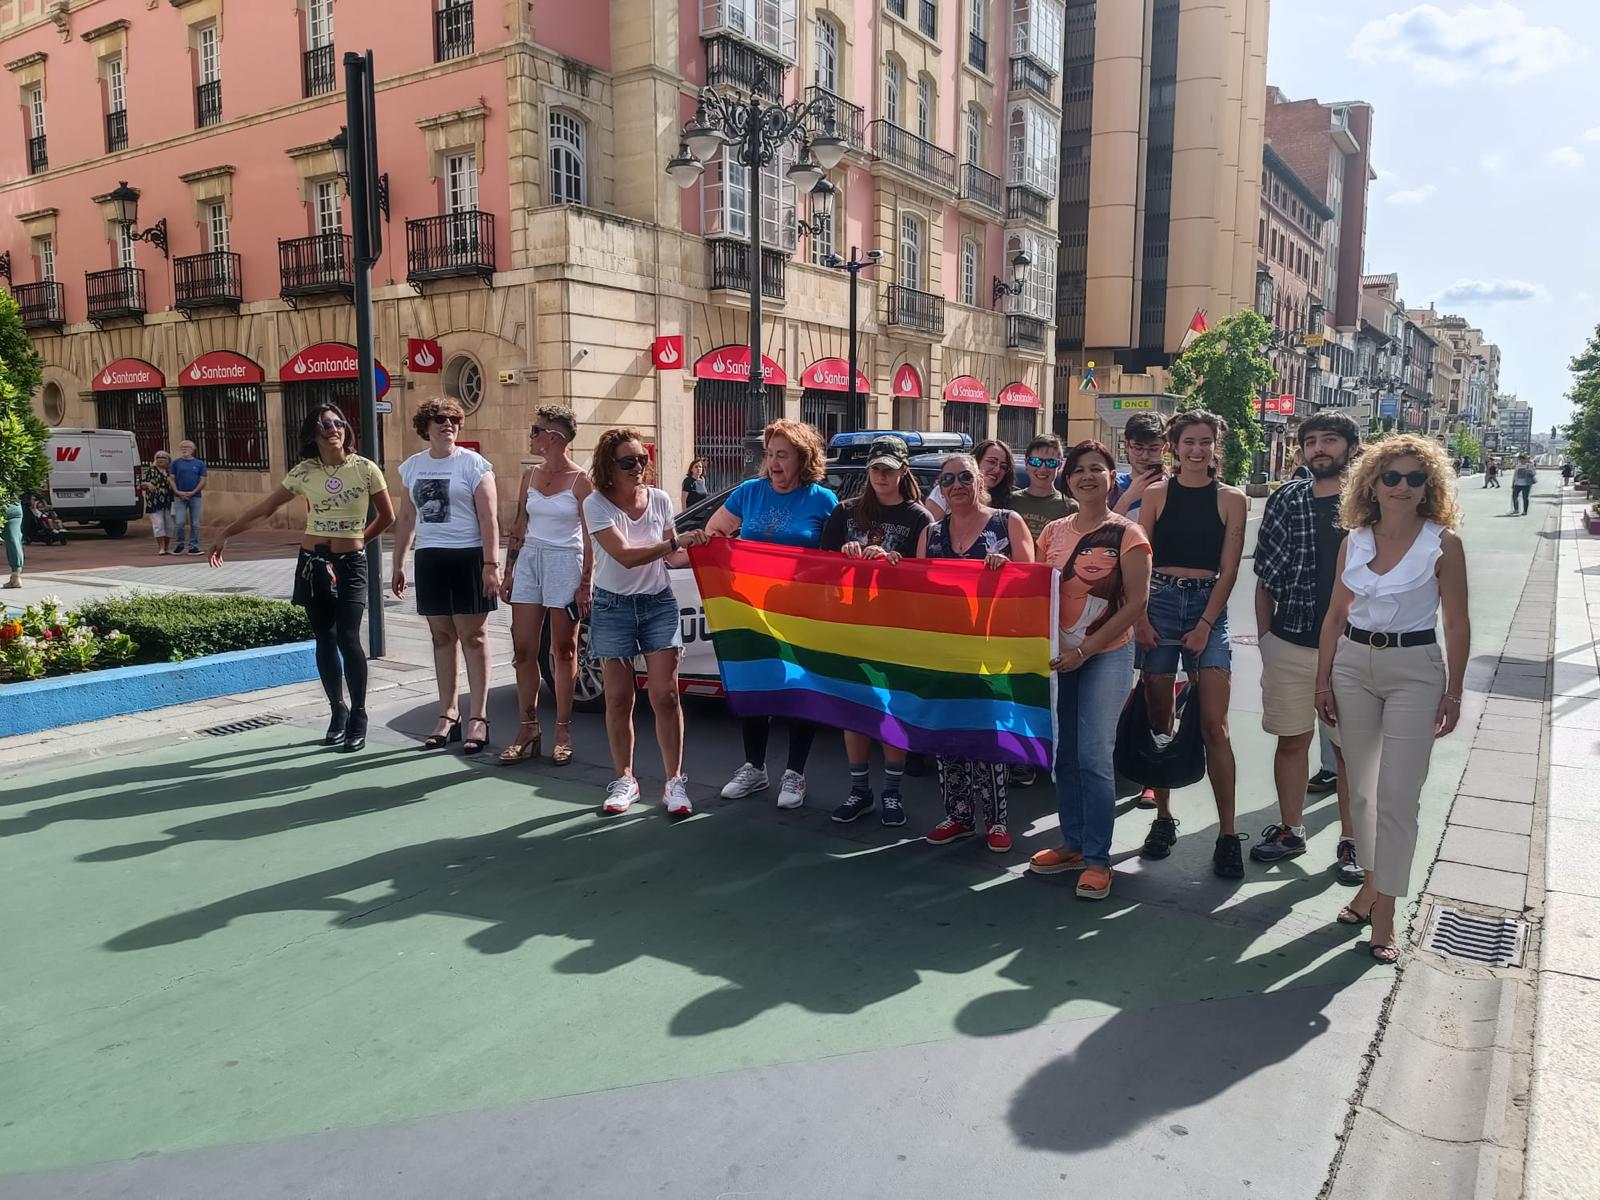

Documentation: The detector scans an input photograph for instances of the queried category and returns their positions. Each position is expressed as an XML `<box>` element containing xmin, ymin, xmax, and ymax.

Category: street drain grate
<box><xmin>197</xmin><ymin>714</ymin><xmax>287</xmax><ymax>737</ymax></box>
<box><xmin>1424</xmin><ymin>906</ymin><xmax>1528</xmax><ymax>967</ymax></box>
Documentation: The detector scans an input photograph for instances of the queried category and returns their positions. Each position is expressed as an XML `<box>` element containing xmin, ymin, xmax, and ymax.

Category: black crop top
<box><xmin>1151</xmin><ymin>478</ymin><xmax>1225</xmax><ymax>571</ymax></box>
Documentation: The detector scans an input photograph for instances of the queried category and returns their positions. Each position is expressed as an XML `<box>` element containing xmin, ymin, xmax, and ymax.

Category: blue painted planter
<box><xmin>0</xmin><ymin>641</ymin><xmax>318</xmax><ymax>736</ymax></box>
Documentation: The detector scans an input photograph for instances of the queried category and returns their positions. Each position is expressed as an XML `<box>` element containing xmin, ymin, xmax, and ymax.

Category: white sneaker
<box><xmin>776</xmin><ymin>769</ymin><xmax>807</xmax><ymax>810</ymax></box>
<box><xmin>721</xmin><ymin>762</ymin><xmax>770</xmax><ymax>799</ymax></box>
<box><xmin>663</xmin><ymin>776</ymin><xmax>693</xmax><ymax>817</ymax></box>
<box><xmin>602</xmin><ymin>776</ymin><xmax>640</xmax><ymax>814</ymax></box>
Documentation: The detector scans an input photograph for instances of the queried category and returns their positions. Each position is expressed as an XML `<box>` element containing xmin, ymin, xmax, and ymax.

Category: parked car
<box><xmin>43</xmin><ymin>428</ymin><xmax>144</xmax><ymax>538</ymax></box>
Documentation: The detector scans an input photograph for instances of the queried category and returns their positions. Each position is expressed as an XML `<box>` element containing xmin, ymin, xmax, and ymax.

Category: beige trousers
<box><xmin>1331</xmin><ymin>636</ymin><xmax>1446</xmax><ymax>896</ymax></box>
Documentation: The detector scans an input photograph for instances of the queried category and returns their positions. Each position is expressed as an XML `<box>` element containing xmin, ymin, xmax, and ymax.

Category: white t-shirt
<box><xmin>584</xmin><ymin>486</ymin><xmax>675</xmax><ymax>595</ymax></box>
<box><xmin>398</xmin><ymin>448</ymin><xmax>493</xmax><ymax>550</ymax></box>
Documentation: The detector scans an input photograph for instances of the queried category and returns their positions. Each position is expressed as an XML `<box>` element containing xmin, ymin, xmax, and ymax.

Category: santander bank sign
<box><xmin>183</xmin><ymin>351</ymin><xmax>264</xmax><ymax>385</ymax></box>
<box><xmin>93</xmin><ymin>358</ymin><xmax>165</xmax><ymax>392</ymax></box>
<box><xmin>285</xmin><ymin>343</ymin><xmax>360</xmax><ymax>378</ymax></box>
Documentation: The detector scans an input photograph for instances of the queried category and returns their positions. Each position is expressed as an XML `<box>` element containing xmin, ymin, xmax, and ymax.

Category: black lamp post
<box><xmin>991</xmin><ymin>248</ymin><xmax>1030</xmax><ymax>305</ymax></box>
<box><xmin>667</xmin><ymin>87</ymin><xmax>847</xmax><ymax>472</ymax></box>
<box><xmin>819</xmin><ymin>245</ymin><xmax>881</xmax><ymax>432</ymax></box>
<box><xmin>329</xmin><ymin>126</ymin><xmax>391</xmax><ymax>223</ymax></box>
<box><xmin>108</xmin><ymin>181</ymin><xmax>168</xmax><ymax>258</ymax></box>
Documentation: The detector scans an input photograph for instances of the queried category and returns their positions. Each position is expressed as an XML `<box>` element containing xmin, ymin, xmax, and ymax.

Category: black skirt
<box><xmin>414</xmin><ymin>545</ymin><xmax>498</xmax><ymax>617</ymax></box>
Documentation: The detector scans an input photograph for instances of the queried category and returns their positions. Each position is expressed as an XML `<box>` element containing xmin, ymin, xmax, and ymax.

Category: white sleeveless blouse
<box><xmin>1341</xmin><ymin>521</ymin><xmax>1443</xmax><ymax>634</ymax></box>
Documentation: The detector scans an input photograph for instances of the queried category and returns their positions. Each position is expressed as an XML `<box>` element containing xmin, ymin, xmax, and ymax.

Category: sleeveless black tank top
<box><xmin>1151</xmin><ymin>478</ymin><xmax>1225</xmax><ymax>571</ymax></box>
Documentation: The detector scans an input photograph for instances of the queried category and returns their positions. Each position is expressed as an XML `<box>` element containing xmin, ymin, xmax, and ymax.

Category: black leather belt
<box><xmin>1345</xmin><ymin>624</ymin><xmax>1436</xmax><ymax>648</ymax></box>
<box><xmin>1152</xmin><ymin>571</ymin><xmax>1218</xmax><ymax>590</ymax></box>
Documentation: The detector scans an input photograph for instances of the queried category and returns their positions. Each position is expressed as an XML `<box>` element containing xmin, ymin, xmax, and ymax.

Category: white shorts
<box><xmin>150</xmin><ymin>509</ymin><xmax>173</xmax><ymax>538</ymax></box>
<box><xmin>510</xmin><ymin>540</ymin><xmax>583</xmax><ymax>608</ymax></box>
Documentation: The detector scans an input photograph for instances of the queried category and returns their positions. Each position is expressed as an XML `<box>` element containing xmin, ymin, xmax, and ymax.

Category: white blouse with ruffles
<box><xmin>1341</xmin><ymin>521</ymin><xmax>1444</xmax><ymax>634</ymax></box>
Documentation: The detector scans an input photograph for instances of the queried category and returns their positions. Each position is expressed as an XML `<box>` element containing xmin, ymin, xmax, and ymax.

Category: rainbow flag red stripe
<box><xmin>689</xmin><ymin>540</ymin><xmax>1058</xmax><ymax>768</ymax></box>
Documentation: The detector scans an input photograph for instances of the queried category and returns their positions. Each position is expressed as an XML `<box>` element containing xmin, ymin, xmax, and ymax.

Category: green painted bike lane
<box><xmin>0</xmin><ymin>480</ymin><xmax>1537</xmax><ymax>1179</ymax></box>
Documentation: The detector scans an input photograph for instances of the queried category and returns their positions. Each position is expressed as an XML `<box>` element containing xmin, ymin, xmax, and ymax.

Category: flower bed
<box><xmin>1</xmin><ymin>596</ymin><xmax>137</xmax><ymax>682</ymax></box>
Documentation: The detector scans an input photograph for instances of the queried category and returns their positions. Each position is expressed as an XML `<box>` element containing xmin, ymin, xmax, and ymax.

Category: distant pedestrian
<box><xmin>1511</xmin><ymin>455</ymin><xmax>1535</xmax><ymax>515</ymax></box>
<box><xmin>2</xmin><ymin>498</ymin><xmax>21</xmax><ymax>588</ymax></box>
<box><xmin>681</xmin><ymin>457</ymin><xmax>710</xmax><ymax>512</ymax></box>
<box><xmin>1317</xmin><ymin>435</ymin><xmax>1469</xmax><ymax>964</ymax></box>
<box><xmin>170</xmin><ymin>440</ymin><xmax>207</xmax><ymax>554</ymax></box>
<box><xmin>1562</xmin><ymin>461</ymin><xmax>1575</xmax><ymax>488</ymax></box>
<box><xmin>139</xmin><ymin>450</ymin><xmax>175</xmax><ymax>555</ymax></box>
<box><xmin>1483</xmin><ymin>460</ymin><xmax>1499</xmax><ymax>488</ymax></box>
<box><xmin>210</xmin><ymin>404</ymin><xmax>395</xmax><ymax>751</ymax></box>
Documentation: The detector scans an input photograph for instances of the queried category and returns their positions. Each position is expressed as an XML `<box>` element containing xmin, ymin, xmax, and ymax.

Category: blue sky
<box><xmin>1268</xmin><ymin>0</ymin><xmax>1599</xmax><ymax>433</ymax></box>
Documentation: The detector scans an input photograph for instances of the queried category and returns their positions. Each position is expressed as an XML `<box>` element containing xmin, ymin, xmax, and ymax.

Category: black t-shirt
<box><xmin>682</xmin><ymin>475</ymin><xmax>709</xmax><ymax>506</ymax></box>
<box><xmin>1272</xmin><ymin>492</ymin><xmax>1346</xmax><ymax>648</ymax></box>
<box><xmin>820</xmin><ymin>499</ymin><xmax>932</xmax><ymax>556</ymax></box>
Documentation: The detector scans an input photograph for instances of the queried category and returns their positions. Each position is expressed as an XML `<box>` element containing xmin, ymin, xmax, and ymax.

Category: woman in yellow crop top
<box><xmin>210</xmin><ymin>403</ymin><xmax>396</xmax><ymax>750</ymax></box>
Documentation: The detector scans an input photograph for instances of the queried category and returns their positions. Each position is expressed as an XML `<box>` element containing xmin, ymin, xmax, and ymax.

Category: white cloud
<box><xmin>1435</xmin><ymin>279</ymin><xmax>1548</xmax><ymax>305</ymax></box>
<box><xmin>1549</xmin><ymin>146</ymin><xmax>1586</xmax><ymax>168</ymax></box>
<box><xmin>1583</xmin><ymin>128</ymin><xmax>1600</xmax><ymax>143</ymax></box>
<box><xmin>1576</xmin><ymin>291</ymin><xmax>1595</xmax><ymax>304</ymax></box>
<box><xmin>1386</xmin><ymin>184</ymin><xmax>1437</xmax><ymax>206</ymax></box>
<box><xmin>1350</xmin><ymin>3</ymin><xmax>1580</xmax><ymax>84</ymax></box>
<box><xmin>1480</xmin><ymin>152</ymin><xmax>1505</xmax><ymax>173</ymax></box>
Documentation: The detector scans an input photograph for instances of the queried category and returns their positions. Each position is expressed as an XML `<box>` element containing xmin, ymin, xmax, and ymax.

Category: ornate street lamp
<box><xmin>108</xmin><ymin>181</ymin><xmax>168</xmax><ymax>259</ymax></box>
<box><xmin>992</xmin><ymin>248</ymin><xmax>1031</xmax><ymax>305</ymax></box>
<box><xmin>329</xmin><ymin>126</ymin><xmax>390</xmax><ymax>223</ymax></box>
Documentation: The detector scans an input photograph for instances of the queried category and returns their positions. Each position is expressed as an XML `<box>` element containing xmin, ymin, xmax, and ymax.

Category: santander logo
<box><xmin>712</xmin><ymin>355</ymin><xmax>728</xmax><ymax>375</ymax></box>
<box><xmin>898</xmin><ymin>369</ymin><xmax>913</xmax><ymax>391</ymax></box>
<box><xmin>657</xmin><ymin>340</ymin><xmax>679</xmax><ymax>366</ymax></box>
<box><xmin>412</xmin><ymin>343</ymin><xmax>436</xmax><ymax>369</ymax></box>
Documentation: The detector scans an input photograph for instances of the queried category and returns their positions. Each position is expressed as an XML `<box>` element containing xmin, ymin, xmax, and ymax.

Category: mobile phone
<box><xmin>565</xmin><ymin>601</ymin><xmax>581</xmax><ymax>622</ymax></box>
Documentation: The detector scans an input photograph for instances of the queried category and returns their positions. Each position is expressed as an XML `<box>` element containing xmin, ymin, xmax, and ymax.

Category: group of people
<box><xmin>137</xmin><ymin>442</ymin><xmax>209</xmax><ymax>555</ymax></box>
<box><xmin>208</xmin><ymin>397</ymin><xmax>1470</xmax><ymax>963</ymax></box>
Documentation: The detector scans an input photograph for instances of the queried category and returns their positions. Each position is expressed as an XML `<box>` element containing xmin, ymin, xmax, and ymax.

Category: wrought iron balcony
<box><xmin>278</xmin><ymin>233</ymin><xmax>353</xmax><ymax>301</ymax></box>
<box><xmin>805</xmin><ymin>86</ymin><xmax>864</xmax><ymax>154</ymax></box>
<box><xmin>968</xmin><ymin>31</ymin><xmax>988</xmax><ymax>73</ymax></box>
<box><xmin>1007</xmin><ymin>314</ymin><xmax>1047</xmax><ymax>352</ymax></box>
<box><xmin>709</xmin><ymin>240</ymin><xmax>786</xmax><ymax>301</ymax></box>
<box><xmin>105</xmin><ymin>109</ymin><xmax>128</xmax><ymax>153</ymax></box>
<box><xmin>27</xmin><ymin>134</ymin><xmax>47</xmax><ymax>174</ymax></box>
<box><xmin>13</xmin><ymin>281</ymin><xmax>64</xmax><ymax>330</ymax></box>
<box><xmin>174</xmin><ymin>250</ymin><xmax>242</xmax><ymax>312</ymax></box>
<box><xmin>195</xmin><ymin>79</ymin><xmax>222</xmax><ymax>128</ymax></box>
<box><xmin>960</xmin><ymin>163</ymin><xmax>1002</xmax><ymax>215</ymax></box>
<box><xmin>885</xmin><ymin>284</ymin><xmax>945</xmax><ymax>336</ymax></box>
<box><xmin>85</xmin><ymin>267</ymin><xmax>146</xmax><ymax>323</ymax></box>
<box><xmin>1007</xmin><ymin>186</ymin><xmax>1051</xmax><ymax>224</ymax></box>
<box><xmin>1009</xmin><ymin>56</ymin><xmax>1053</xmax><ymax>100</ymax></box>
<box><xmin>435</xmin><ymin>0</ymin><xmax>475</xmax><ymax>61</ymax></box>
<box><xmin>406</xmin><ymin>211</ymin><xmax>496</xmax><ymax>285</ymax></box>
<box><xmin>868</xmin><ymin>120</ymin><xmax>956</xmax><ymax>189</ymax></box>
<box><xmin>704</xmin><ymin>34</ymin><xmax>784</xmax><ymax>103</ymax></box>
<box><xmin>303</xmin><ymin>44</ymin><xmax>337</xmax><ymax>98</ymax></box>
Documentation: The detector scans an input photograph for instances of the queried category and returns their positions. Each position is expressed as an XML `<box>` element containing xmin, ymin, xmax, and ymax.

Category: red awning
<box><xmin>943</xmin><ymin>375</ymin><xmax>991</xmax><ymax>404</ymax></box>
<box><xmin>94</xmin><ymin>358</ymin><xmax>164</xmax><ymax>391</ymax></box>
<box><xmin>283</xmin><ymin>342</ymin><xmax>361</xmax><ymax>379</ymax></box>
<box><xmin>892</xmin><ymin>363</ymin><xmax>923</xmax><ymax>398</ymax></box>
<box><xmin>997</xmin><ymin>382</ymin><xmax>1041</xmax><ymax>409</ymax></box>
<box><xmin>799</xmin><ymin>357</ymin><xmax>869</xmax><ymax>394</ymax></box>
<box><xmin>692</xmin><ymin>345</ymin><xmax>788</xmax><ymax>386</ymax></box>
<box><xmin>181</xmin><ymin>350</ymin><xmax>265</xmax><ymax>386</ymax></box>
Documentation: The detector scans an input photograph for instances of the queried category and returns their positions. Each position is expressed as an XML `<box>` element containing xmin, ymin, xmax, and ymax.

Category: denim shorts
<box><xmin>1137</xmin><ymin>573</ymin><xmax>1232</xmax><ymax>674</ymax></box>
<box><xmin>589</xmin><ymin>585</ymin><xmax>683</xmax><ymax>659</ymax></box>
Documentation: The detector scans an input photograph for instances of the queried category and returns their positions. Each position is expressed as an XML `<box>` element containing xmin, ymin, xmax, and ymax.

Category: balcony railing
<box><xmin>705</xmin><ymin>33</ymin><xmax>784</xmax><ymax>102</ymax></box>
<box><xmin>303</xmin><ymin>44</ymin><xmax>337</xmax><ymax>98</ymax></box>
<box><xmin>278</xmin><ymin>233</ymin><xmax>353</xmax><ymax>301</ymax></box>
<box><xmin>85</xmin><ymin>267</ymin><xmax>146</xmax><ymax>323</ymax></box>
<box><xmin>195</xmin><ymin>79</ymin><xmax>222</xmax><ymax>128</ymax></box>
<box><xmin>174</xmin><ymin>250</ymin><xmax>242</xmax><ymax>311</ymax></box>
<box><xmin>968</xmin><ymin>31</ymin><xmax>988</xmax><ymax>73</ymax></box>
<box><xmin>887</xmin><ymin>0</ymin><xmax>907</xmax><ymax>16</ymax></box>
<box><xmin>960</xmin><ymin>162</ymin><xmax>1002</xmax><ymax>214</ymax></box>
<box><xmin>1007</xmin><ymin>186</ymin><xmax>1051</xmax><ymax>224</ymax></box>
<box><xmin>105</xmin><ymin>109</ymin><xmax>128</xmax><ymax>153</ymax></box>
<box><xmin>805</xmin><ymin>85</ymin><xmax>864</xmax><ymax>154</ymax></box>
<box><xmin>27</xmin><ymin>134</ymin><xmax>47</xmax><ymax>174</ymax></box>
<box><xmin>435</xmin><ymin>0</ymin><xmax>475</xmax><ymax>61</ymax></box>
<box><xmin>709</xmin><ymin>240</ymin><xmax>786</xmax><ymax>301</ymax></box>
<box><xmin>13</xmin><ymin>281</ymin><xmax>64</xmax><ymax>329</ymax></box>
<box><xmin>919</xmin><ymin>0</ymin><xmax>937</xmax><ymax>37</ymax></box>
<box><xmin>1009</xmin><ymin>56</ymin><xmax>1053</xmax><ymax>99</ymax></box>
<box><xmin>1007</xmin><ymin>314</ymin><xmax>1047</xmax><ymax>351</ymax></box>
<box><xmin>867</xmin><ymin>120</ymin><xmax>956</xmax><ymax>189</ymax></box>
<box><xmin>406</xmin><ymin>211</ymin><xmax>496</xmax><ymax>285</ymax></box>
<box><xmin>885</xmin><ymin>283</ymin><xmax>945</xmax><ymax>336</ymax></box>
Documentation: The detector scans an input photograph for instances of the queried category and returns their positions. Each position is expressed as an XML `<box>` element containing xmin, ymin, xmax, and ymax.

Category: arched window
<box><xmin>965</xmin><ymin>102</ymin><xmax>984</xmax><ymax>165</ymax></box>
<box><xmin>900</xmin><ymin>212</ymin><xmax>924</xmax><ymax>289</ymax></box>
<box><xmin>885</xmin><ymin>58</ymin><xmax>902</xmax><ymax>127</ymax></box>
<box><xmin>917</xmin><ymin>74</ymin><xmax>935</xmax><ymax>141</ymax></box>
<box><xmin>813</xmin><ymin>14</ymin><xmax>839</xmax><ymax>92</ymax></box>
<box><xmin>961</xmin><ymin>237</ymin><xmax>978</xmax><ymax>306</ymax></box>
<box><xmin>549</xmin><ymin>109</ymin><xmax>587</xmax><ymax>206</ymax></box>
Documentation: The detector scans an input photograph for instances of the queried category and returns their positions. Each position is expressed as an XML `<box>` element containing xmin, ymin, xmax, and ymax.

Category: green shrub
<box><xmin>73</xmin><ymin>592</ymin><xmax>312</xmax><ymax>664</ymax></box>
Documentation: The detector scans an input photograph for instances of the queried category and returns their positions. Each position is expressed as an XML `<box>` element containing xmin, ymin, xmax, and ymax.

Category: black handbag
<box><xmin>1113</xmin><ymin>678</ymin><xmax>1208</xmax><ymax>790</ymax></box>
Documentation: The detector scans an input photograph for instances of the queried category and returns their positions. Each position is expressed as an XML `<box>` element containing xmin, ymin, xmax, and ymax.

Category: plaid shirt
<box><xmin>1253</xmin><ymin>478</ymin><xmax>1320</xmax><ymax>636</ymax></box>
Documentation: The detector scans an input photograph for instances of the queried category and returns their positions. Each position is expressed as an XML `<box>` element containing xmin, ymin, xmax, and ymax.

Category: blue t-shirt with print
<box><xmin>171</xmin><ymin>457</ymin><xmax>207</xmax><ymax>492</ymax></box>
<box><xmin>725</xmin><ymin>479</ymin><xmax>838</xmax><ymax>548</ymax></box>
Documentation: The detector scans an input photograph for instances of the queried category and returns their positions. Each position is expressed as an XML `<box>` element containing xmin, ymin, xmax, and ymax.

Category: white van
<box><xmin>45</xmin><ymin>428</ymin><xmax>144</xmax><ymax>538</ymax></box>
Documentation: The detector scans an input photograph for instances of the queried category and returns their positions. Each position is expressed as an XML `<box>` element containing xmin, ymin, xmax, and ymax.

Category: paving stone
<box><xmin>1484</xmin><ymin>697</ymin><xmax>1547</xmax><ymax>720</ymax></box>
<box><xmin>1525</xmin><ymin>1069</ymin><xmax>1600</xmax><ymax>1200</ymax></box>
<box><xmin>1551</xmin><ymin>699</ymin><xmax>1600</xmax><ymax>731</ymax></box>
<box><xmin>1426</xmin><ymin>861</ymin><xmax>1528</xmax><ymax>911</ymax></box>
<box><xmin>1547</xmin><ymin>766</ymin><xmax>1600</xmax><ymax>824</ymax></box>
<box><xmin>1457</xmin><ymin>764</ymin><xmax>1538</xmax><ymax>804</ymax></box>
<box><xmin>1329</xmin><ymin>1110</ymin><xmax>1501</xmax><ymax>1200</ymax></box>
<box><xmin>1467</xmin><ymin>747</ymin><xmax>1541</xmax><ymax>780</ymax></box>
<box><xmin>1546</xmin><ymin>817</ymin><xmax>1600</xmax><ymax>901</ymax></box>
<box><xmin>1544</xmin><ymin>892</ymin><xmax>1600</xmax><ymax>980</ymax></box>
<box><xmin>1471</xmin><ymin>725</ymin><xmax>1543</xmax><ymax>754</ymax></box>
<box><xmin>1552</xmin><ymin>663</ymin><xmax>1600</xmax><ymax>698</ymax></box>
<box><xmin>1533</xmin><ymin>974</ymin><xmax>1600</xmax><ymax>1084</ymax></box>
<box><xmin>1448</xmin><ymin>795</ymin><xmax>1535</xmax><ymax>836</ymax></box>
<box><xmin>1550</xmin><ymin>726</ymin><xmax>1600</xmax><ymax>769</ymax></box>
<box><xmin>1438</xmin><ymin>825</ymin><xmax>1531</xmax><ymax>875</ymax></box>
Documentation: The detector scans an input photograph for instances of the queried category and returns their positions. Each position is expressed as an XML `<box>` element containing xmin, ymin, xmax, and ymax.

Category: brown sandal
<box><xmin>1369</xmin><ymin>942</ymin><xmax>1400</xmax><ymax>964</ymax></box>
<box><xmin>551</xmin><ymin>720</ymin><xmax>574</xmax><ymax>766</ymax></box>
<box><xmin>498</xmin><ymin>720</ymin><xmax>541</xmax><ymax>764</ymax></box>
<box><xmin>1337</xmin><ymin>905</ymin><xmax>1372</xmax><ymax>927</ymax></box>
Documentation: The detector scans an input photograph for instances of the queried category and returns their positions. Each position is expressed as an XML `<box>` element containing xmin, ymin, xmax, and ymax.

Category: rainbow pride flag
<box><xmin>689</xmin><ymin>539</ymin><xmax>1058</xmax><ymax>768</ymax></box>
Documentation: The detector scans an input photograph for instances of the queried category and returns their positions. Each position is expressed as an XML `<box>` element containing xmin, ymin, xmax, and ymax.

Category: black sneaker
<box><xmin>880</xmin><ymin>792</ymin><xmax>906</xmax><ymax>827</ymax></box>
<box><xmin>1307</xmin><ymin>769</ymin><xmax>1339</xmax><ymax>794</ymax></box>
<box><xmin>1249</xmin><ymin>823</ymin><xmax>1307</xmax><ymax>862</ymax></box>
<box><xmin>1009</xmin><ymin>764</ymin><xmax>1038</xmax><ymax>788</ymax></box>
<box><xmin>1335</xmin><ymin>838</ymin><xmax>1366</xmax><ymax>885</ymax></box>
<box><xmin>1213</xmin><ymin>834</ymin><xmax>1245</xmax><ymax>879</ymax></box>
<box><xmin>1140</xmin><ymin>816</ymin><xmax>1179</xmax><ymax>859</ymax></box>
<box><xmin>831</xmin><ymin>789</ymin><xmax>875</xmax><ymax>824</ymax></box>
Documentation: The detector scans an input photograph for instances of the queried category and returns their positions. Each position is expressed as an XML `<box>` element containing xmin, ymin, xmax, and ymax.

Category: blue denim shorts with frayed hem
<box><xmin>1136</xmin><ymin>574</ymin><xmax>1232</xmax><ymax>675</ymax></box>
<box><xmin>589</xmin><ymin>585</ymin><xmax>683</xmax><ymax>659</ymax></box>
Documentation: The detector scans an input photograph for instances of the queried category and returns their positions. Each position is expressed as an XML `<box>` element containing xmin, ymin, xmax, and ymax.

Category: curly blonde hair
<box><xmin>412</xmin><ymin>395</ymin><xmax>465</xmax><ymax>440</ymax></box>
<box><xmin>589</xmin><ymin>427</ymin><xmax>650</xmax><ymax>493</ymax></box>
<box><xmin>1340</xmin><ymin>433</ymin><xmax>1462</xmax><ymax>531</ymax></box>
<box><xmin>762</xmin><ymin>418</ymin><xmax>827</xmax><ymax>484</ymax></box>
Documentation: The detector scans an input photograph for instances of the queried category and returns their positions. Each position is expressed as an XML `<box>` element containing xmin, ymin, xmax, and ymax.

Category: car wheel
<box><xmin>542</xmin><ymin>619</ymin><xmax>607</xmax><ymax>714</ymax></box>
<box><xmin>103</xmin><ymin>520</ymin><xmax>128</xmax><ymax>538</ymax></box>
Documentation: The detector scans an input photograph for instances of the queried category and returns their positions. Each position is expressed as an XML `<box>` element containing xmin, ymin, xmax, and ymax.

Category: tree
<box><xmin>1564</xmin><ymin>323</ymin><xmax>1600</xmax><ymax>485</ymax></box>
<box><xmin>0</xmin><ymin>289</ymin><xmax>48</xmax><ymax>505</ymax></box>
<box><xmin>1452</xmin><ymin>427</ymin><xmax>1482</xmax><ymax>466</ymax></box>
<box><xmin>1169</xmin><ymin>308</ymin><xmax>1273</xmax><ymax>485</ymax></box>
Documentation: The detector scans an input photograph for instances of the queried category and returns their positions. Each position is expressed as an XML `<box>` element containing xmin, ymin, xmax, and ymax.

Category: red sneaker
<box><xmin>925</xmin><ymin>819</ymin><xmax>976</xmax><ymax>845</ymax></box>
<box><xmin>986</xmin><ymin>824</ymin><xmax>1013</xmax><ymax>853</ymax></box>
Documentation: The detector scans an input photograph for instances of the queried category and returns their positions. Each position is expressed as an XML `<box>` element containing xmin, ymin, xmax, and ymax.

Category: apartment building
<box><xmin>2</xmin><ymin>0</ymin><xmax>1063</xmax><ymax>525</ymax></box>
<box><xmin>1358</xmin><ymin>274</ymin><xmax>1435</xmax><ymax>434</ymax></box>
<box><xmin>1053</xmin><ymin>0</ymin><xmax>1269</xmax><ymax>444</ymax></box>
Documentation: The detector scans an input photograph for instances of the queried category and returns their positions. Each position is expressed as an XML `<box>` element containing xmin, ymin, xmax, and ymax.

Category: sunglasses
<box><xmin>431</xmin><ymin>414</ymin><xmax>462</xmax><ymax>427</ymax></box>
<box><xmin>531</xmin><ymin>424</ymin><xmax>568</xmax><ymax>439</ymax></box>
<box><xmin>615</xmin><ymin>454</ymin><xmax>649</xmax><ymax>471</ymax></box>
<box><xmin>939</xmin><ymin>470</ymin><xmax>977</xmax><ymax>488</ymax></box>
<box><xmin>318</xmin><ymin>418</ymin><xmax>347</xmax><ymax>431</ymax></box>
<box><xmin>1380</xmin><ymin>470</ymin><xmax>1428</xmax><ymax>488</ymax></box>
<box><xmin>1027</xmin><ymin>455</ymin><xmax>1062</xmax><ymax>469</ymax></box>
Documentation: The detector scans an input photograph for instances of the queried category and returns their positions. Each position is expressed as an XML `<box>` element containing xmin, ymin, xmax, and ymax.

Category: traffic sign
<box><xmin>375</xmin><ymin>362</ymin><xmax>390</xmax><ymax>400</ymax></box>
<box><xmin>374</xmin><ymin>400</ymin><xmax>393</xmax><ymax>415</ymax></box>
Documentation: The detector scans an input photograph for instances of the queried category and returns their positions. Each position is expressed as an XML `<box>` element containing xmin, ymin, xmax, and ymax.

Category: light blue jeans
<box><xmin>1055</xmin><ymin>641</ymin><xmax>1136</xmax><ymax>867</ymax></box>
<box><xmin>172</xmin><ymin>495</ymin><xmax>202</xmax><ymax>549</ymax></box>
